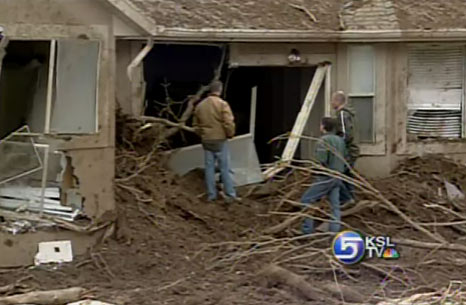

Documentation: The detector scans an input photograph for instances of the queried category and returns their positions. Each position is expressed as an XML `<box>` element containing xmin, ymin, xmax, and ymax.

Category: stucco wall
<box><xmin>0</xmin><ymin>0</ymin><xmax>123</xmax><ymax>266</ymax></box>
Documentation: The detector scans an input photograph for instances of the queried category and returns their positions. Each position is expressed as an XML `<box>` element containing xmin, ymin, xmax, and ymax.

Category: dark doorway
<box><xmin>225</xmin><ymin>66</ymin><xmax>318</xmax><ymax>164</ymax></box>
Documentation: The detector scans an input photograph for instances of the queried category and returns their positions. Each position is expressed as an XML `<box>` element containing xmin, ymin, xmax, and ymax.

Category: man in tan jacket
<box><xmin>193</xmin><ymin>80</ymin><xmax>237</xmax><ymax>202</ymax></box>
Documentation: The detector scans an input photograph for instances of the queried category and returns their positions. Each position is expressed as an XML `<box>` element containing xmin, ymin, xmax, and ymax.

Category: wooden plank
<box><xmin>282</xmin><ymin>65</ymin><xmax>328</xmax><ymax>161</ymax></box>
<box><xmin>250</xmin><ymin>86</ymin><xmax>258</xmax><ymax>139</ymax></box>
<box><xmin>325</xmin><ymin>64</ymin><xmax>332</xmax><ymax>116</ymax></box>
<box><xmin>263</xmin><ymin>64</ymin><xmax>328</xmax><ymax>179</ymax></box>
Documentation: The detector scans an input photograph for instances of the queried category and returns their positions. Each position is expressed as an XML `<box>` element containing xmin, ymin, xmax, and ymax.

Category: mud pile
<box><xmin>0</xmin><ymin>115</ymin><xmax>465</xmax><ymax>304</ymax></box>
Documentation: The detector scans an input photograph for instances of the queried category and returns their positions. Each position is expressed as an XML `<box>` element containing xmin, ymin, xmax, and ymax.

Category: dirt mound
<box><xmin>0</xmin><ymin>114</ymin><xmax>305</xmax><ymax>305</ymax></box>
<box><xmin>1</xmin><ymin>116</ymin><xmax>466</xmax><ymax>304</ymax></box>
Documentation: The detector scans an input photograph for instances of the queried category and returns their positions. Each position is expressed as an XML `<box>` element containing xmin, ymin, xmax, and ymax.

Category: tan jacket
<box><xmin>193</xmin><ymin>95</ymin><xmax>235</xmax><ymax>141</ymax></box>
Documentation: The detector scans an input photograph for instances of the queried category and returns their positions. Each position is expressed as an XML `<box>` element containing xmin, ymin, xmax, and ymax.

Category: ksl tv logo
<box><xmin>332</xmin><ymin>231</ymin><xmax>400</xmax><ymax>265</ymax></box>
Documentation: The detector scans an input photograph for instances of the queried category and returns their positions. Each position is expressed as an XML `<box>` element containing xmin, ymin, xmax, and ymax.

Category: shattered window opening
<box><xmin>0</xmin><ymin>39</ymin><xmax>100</xmax><ymax>138</ymax></box>
<box><xmin>0</xmin><ymin>127</ymin><xmax>84</xmax><ymax>226</ymax></box>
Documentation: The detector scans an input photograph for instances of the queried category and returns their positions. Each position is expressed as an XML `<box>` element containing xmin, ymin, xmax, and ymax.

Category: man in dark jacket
<box><xmin>300</xmin><ymin>117</ymin><xmax>347</xmax><ymax>234</ymax></box>
<box><xmin>331</xmin><ymin>91</ymin><xmax>360</xmax><ymax>203</ymax></box>
<box><xmin>193</xmin><ymin>80</ymin><xmax>237</xmax><ymax>203</ymax></box>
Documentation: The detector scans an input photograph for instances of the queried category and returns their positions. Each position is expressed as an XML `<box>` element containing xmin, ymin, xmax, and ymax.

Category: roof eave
<box><xmin>116</xmin><ymin>28</ymin><xmax>466</xmax><ymax>42</ymax></box>
<box><xmin>101</xmin><ymin>0</ymin><xmax>154</xmax><ymax>35</ymax></box>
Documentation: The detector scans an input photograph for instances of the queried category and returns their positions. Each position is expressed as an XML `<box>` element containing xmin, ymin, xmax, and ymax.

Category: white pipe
<box><xmin>0</xmin><ymin>35</ymin><xmax>9</xmax><ymax>77</ymax></box>
<box><xmin>127</xmin><ymin>38</ymin><xmax>153</xmax><ymax>82</ymax></box>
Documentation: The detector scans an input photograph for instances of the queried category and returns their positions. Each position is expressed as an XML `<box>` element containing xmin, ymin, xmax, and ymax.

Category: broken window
<box><xmin>348</xmin><ymin>45</ymin><xmax>375</xmax><ymax>143</ymax></box>
<box><xmin>0</xmin><ymin>126</ymin><xmax>82</xmax><ymax>222</ymax></box>
<box><xmin>407</xmin><ymin>45</ymin><xmax>464</xmax><ymax>139</ymax></box>
<box><xmin>0</xmin><ymin>39</ymin><xmax>100</xmax><ymax>138</ymax></box>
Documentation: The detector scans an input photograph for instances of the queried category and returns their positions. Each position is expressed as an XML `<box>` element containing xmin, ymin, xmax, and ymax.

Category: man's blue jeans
<box><xmin>204</xmin><ymin>141</ymin><xmax>236</xmax><ymax>201</ymax></box>
<box><xmin>301</xmin><ymin>176</ymin><xmax>342</xmax><ymax>234</ymax></box>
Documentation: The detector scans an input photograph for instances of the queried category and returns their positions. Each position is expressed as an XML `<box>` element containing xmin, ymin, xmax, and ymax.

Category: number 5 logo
<box><xmin>332</xmin><ymin>231</ymin><xmax>365</xmax><ymax>265</ymax></box>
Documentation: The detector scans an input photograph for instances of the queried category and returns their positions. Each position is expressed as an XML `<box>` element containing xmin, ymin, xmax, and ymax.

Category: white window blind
<box><xmin>408</xmin><ymin>46</ymin><xmax>464</xmax><ymax>110</ymax></box>
<box><xmin>407</xmin><ymin>45</ymin><xmax>464</xmax><ymax>138</ymax></box>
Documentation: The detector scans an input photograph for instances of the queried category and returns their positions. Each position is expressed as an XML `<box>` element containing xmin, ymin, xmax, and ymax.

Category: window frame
<box><xmin>406</xmin><ymin>43</ymin><xmax>466</xmax><ymax>140</ymax></box>
<box><xmin>347</xmin><ymin>44</ymin><xmax>377</xmax><ymax>144</ymax></box>
<box><xmin>0</xmin><ymin>38</ymin><xmax>101</xmax><ymax>137</ymax></box>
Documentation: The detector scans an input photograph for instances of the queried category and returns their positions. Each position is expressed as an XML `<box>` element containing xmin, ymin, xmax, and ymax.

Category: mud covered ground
<box><xmin>1</xmin><ymin>117</ymin><xmax>466</xmax><ymax>304</ymax></box>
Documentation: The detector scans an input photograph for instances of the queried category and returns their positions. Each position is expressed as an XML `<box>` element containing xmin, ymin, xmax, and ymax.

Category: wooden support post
<box><xmin>0</xmin><ymin>35</ymin><xmax>9</xmax><ymax>77</ymax></box>
<box><xmin>44</xmin><ymin>40</ymin><xmax>56</xmax><ymax>134</ymax></box>
<box><xmin>250</xmin><ymin>86</ymin><xmax>257</xmax><ymax>140</ymax></box>
<box><xmin>263</xmin><ymin>64</ymin><xmax>328</xmax><ymax>179</ymax></box>
<box><xmin>325</xmin><ymin>64</ymin><xmax>332</xmax><ymax>116</ymax></box>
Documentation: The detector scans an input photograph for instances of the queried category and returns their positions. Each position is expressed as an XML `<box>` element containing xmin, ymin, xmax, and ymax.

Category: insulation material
<box><xmin>51</xmin><ymin>40</ymin><xmax>99</xmax><ymax>133</ymax></box>
<box><xmin>167</xmin><ymin>134</ymin><xmax>263</xmax><ymax>186</ymax></box>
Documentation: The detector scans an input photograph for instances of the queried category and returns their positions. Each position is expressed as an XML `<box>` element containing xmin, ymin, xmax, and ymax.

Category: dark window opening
<box><xmin>0</xmin><ymin>41</ymin><xmax>50</xmax><ymax>139</ymax></box>
<box><xmin>225</xmin><ymin>66</ymin><xmax>323</xmax><ymax>164</ymax></box>
<box><xmin>143</xmin><ymin>44</ymin><xmax>223</xmax><ymax>147</ymax></box>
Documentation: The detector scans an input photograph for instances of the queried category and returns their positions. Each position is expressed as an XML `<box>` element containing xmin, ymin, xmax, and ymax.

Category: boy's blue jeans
<box><xmin>301</xmin><ymin>176</ymin><xmax>342</xmax><ymax>234</ymax></box>
<box><xmin>204</xmin><ymin>141</ymin><xmax>236</xmax><ymax>201</ymax></box>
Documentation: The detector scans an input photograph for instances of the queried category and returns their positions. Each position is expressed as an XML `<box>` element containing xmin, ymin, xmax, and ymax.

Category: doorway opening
<box><xmin>225</xmin><ymin>66</ymin><xmax>325</xmax><ymax>164</ymax></box>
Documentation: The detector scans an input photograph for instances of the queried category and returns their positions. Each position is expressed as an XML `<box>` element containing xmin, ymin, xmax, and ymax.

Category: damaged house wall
<box><xmin>0</xmin><ymin>0</ymin><xmax>132</xmax><ymax>267</ymax></box>
<box><xmin>116</xmin><ymin>37</ymin><xmax>466</xmax><ymax>179</ymax></box>
<box><xmin>115</xmin><ymin>42</ymin><xmax>336</xmax><ymax>165</ymax></box>
<box><xmin>336</xmin><ymin>42</ymin><xmax>466</xmax><ymax>178</ymax></box>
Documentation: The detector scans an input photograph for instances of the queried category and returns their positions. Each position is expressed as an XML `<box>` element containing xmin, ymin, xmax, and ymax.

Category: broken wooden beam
<box><xmin>263</xmin><ymin>64</ymin><xmax>329</xmax><ymax>179</ymax></box>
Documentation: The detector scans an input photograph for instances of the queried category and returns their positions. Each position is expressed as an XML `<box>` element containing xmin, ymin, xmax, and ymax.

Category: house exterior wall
<box><xmin>0</xmin><ymin>0</ymin><xmax>133</xmax><ymax>267</ymax></box>
<box><xmin>116</xmin><ymin>38</ymin><xmax>466</xmax><ymax>180</ymax></box>
<box><xmin>339</xmin><ymin>42</ymin><xmax>466</xmax><ymax>177</ymax></box>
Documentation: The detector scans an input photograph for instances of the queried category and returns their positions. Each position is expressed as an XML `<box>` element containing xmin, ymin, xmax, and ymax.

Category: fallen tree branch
<box><xmin>394</xmin><ymin>238</ymin><xmax>466</xmax><ymax>252</ymax></box>
<box><xmin>140</xmin><ymin>117</ymin><xmax>195</xmax><ymax>133</ymax></box>
<box><xmin>0</xmin><ymin>276</ymin><xmax>33</xmax><ymax>296</ymax></box>
<box><xmin>258</xmin><ymin>264</ymin><xmax>320</xmax><ymax>301</ymax></box>
<box><xmin>162</xmin><ymin>46</ymin><xmax>227</xmax><ymax>139</ymax></box>
<box><xmin>289</xmin><ymin>3</ymin><xmax>318</xmax><ymax>22</ymax></box>
<box><xmin>0</xmin><ymin>287</ymin><xmax>85</xmax><ymax>305</ymax></box>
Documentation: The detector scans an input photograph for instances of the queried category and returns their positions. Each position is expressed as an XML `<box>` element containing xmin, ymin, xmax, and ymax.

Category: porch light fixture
<box><xmin>288</xmin><ymin>48</ymin><xmax>302</xmax><ymax>64</ymax></box>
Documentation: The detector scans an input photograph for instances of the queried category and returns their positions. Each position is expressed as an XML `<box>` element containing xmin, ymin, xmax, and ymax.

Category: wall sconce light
<box><xmin>288</xmin><ymin>48</ymin><xmax>302</xmax><ymax>64</ymax></box>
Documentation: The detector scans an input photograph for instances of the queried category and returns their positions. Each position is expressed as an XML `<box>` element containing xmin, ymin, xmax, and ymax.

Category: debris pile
<box><xmin>203</xmin><ymin>155</ymin><xmax>466</xmax><ymax>303</ymax></box>
<box><xmin>1</xmin><ymin>115</ymin><xmax>466</xmax><ymax>304</ymax></box>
